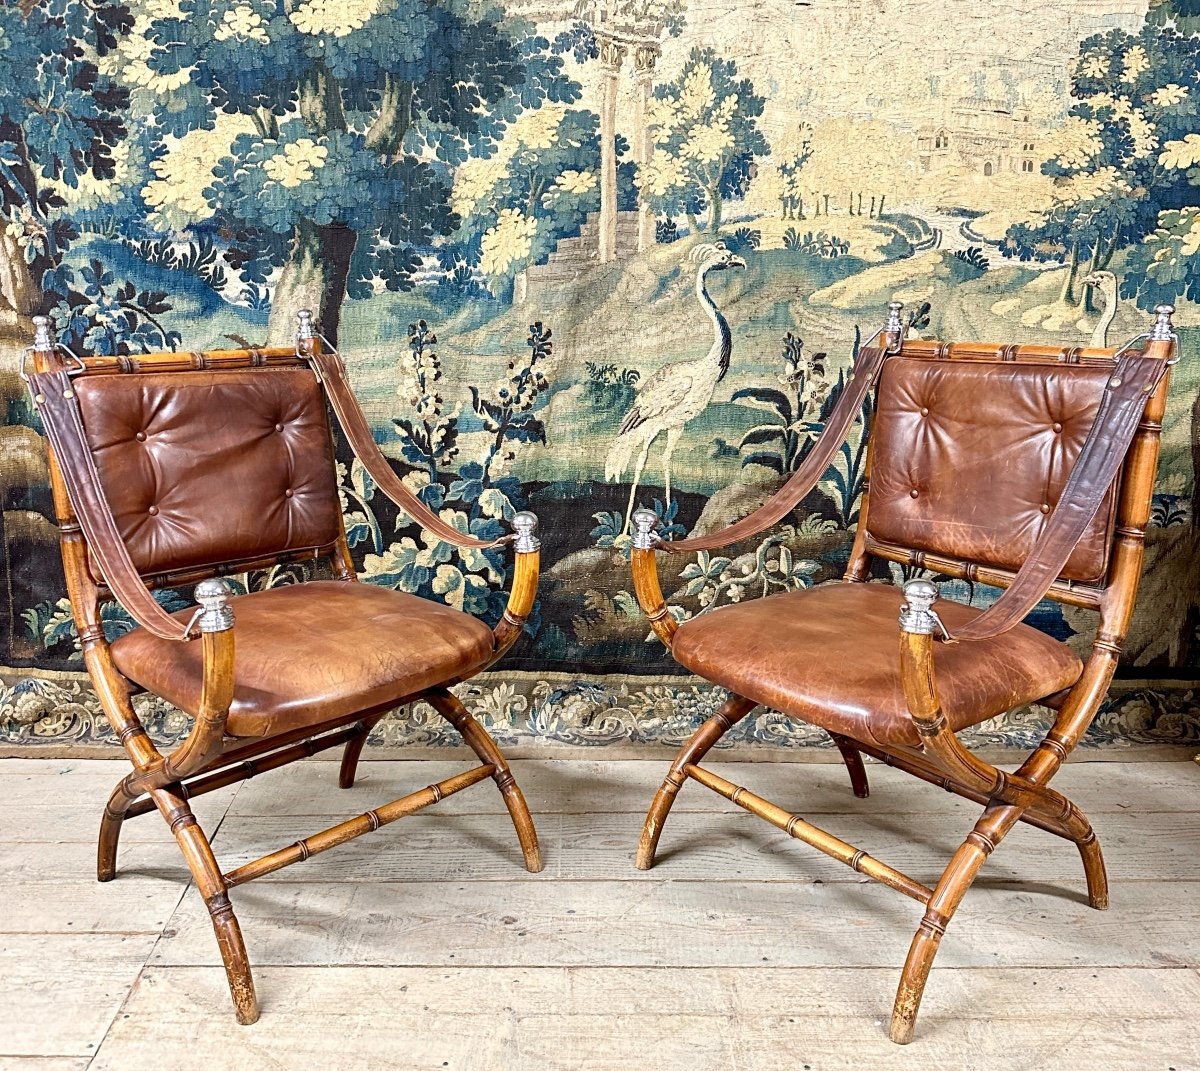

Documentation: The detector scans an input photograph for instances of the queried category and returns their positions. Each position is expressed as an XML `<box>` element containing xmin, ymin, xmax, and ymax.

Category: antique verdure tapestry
<box><xmin>1</xmin><ymin>0</ymin><xmax>1199</xmax><ymax>755</ymax></box>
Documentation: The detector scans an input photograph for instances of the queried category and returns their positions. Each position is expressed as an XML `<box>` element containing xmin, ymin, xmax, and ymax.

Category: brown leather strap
<box><xmin>950</xmin><ymin>348</ymin><xmax>1172</xmax><ymax>644</ymax></box>
<box><xmin>309</xmin><ymin>348</ymin><xmax>498</xmax><ymax>550</ymax></box>
<box><xmin>661</xmin><ymin>344</ymin><xmax>891</xmax><ymax>554</ymax></box>
<box><xmin>29</xmin><ymin>370</ymin><xmax>194</xmax><ymax>641</ymax></box>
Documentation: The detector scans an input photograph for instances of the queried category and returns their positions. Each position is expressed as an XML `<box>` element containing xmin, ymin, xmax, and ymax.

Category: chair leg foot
<box><xmin>152</xmin><ymin>785</ymin><xmax>259</xmax><ymax>1025</ymax></box>
<box><xmin>338</xmin><ymin>720</ymin><xmax>374</xmax><ymax>790</ymax></box>
<box><xmin>426</xmin><ymin>689</ymin><xmax>542</xmax><ymax>874</ymax></box>
<box><xmin>890</xmin><ymin>921</ymin><xmax>943</xmax><ymax>1044</ymax></box>
<box><xmin>636</xmin><ymin>693</ymin><xmax>757</xmax><ymax>871</ymax></box>
<box><xmin>831</xmin><ymin>734</ymin><xmax>870</xmax><ymax>799</ymax></box>
<box><xmin>636</xmin><ymin>772</ymin><xmax>685</xmax><ymax>871</ymax></box>
<box><xmin>207</xmin><ymin>891</ymin><xmax>260</xmax><ymax>1025</ymax></box>
<box><xmin>97</xmin><ymin>777</ymin><xmax>141</xmax><ymax>882</ymax></box>
<box><xmin>1078</xmin><ymin>831</ymin><xmax>1109</xmax><ymax>910</ymax></box>
<box><xmin>498</xmin><ymin>774</ymin><xmax>543</xmax><ymax>873</ymax></box>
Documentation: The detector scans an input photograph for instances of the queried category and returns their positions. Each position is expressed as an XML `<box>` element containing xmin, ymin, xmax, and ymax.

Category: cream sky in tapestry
<box><xmin>1</xmin><ymin>0</ymin><xmax>1198</xmax><ymax>751</ymax></box>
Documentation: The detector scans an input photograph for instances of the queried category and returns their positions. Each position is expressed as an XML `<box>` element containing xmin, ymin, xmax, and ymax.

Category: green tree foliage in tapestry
<box><xmin>125</xmin><ymin>0</ymin><xmax>582</xmax><ymax>342</ymax></box>
<box><xmin>1002</xmin><ymin>11</ymin><xmax>1200</xmax><ymax>309</ymax></box>
<box><xmin>0</xmin><ymin>0</ymin><xmax>132</xmax><ymax>319</ymax></box>
<box><xmin>638</xmin><ymin>46</ymin><xmax>768</xmax><ymax>234</ymax></box>
<box><xmin>452</xmin><ymin>105</ymin><xmax>603</xmax><ymax>296</ymax></box>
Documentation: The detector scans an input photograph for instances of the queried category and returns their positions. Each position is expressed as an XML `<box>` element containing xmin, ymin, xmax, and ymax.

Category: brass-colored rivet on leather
<box><xmin>33</xmin><ymin>393</ymin><xmax>45</xmax><ymax>404</ymax></box>
<box><xmin>1109</xmin><ymin>376</ymin><xmax>1122</xmax><ymax>388</ymax></box>
<box><xmin>135</xmin><ymin>431</ymin><xmax>147</xmax><ymax>442</ymax></box>
<box><xmin>1052</xmin><ymin>422</ymin><xmax>1063</xmax><ymax>434</ymax></box>
<box><xmin>285</xmin><ymin>488</ymin><xmax>295</xmax><ymax>498</ymax></box>
<box><xmin>1040</xmin><ymin>503</ymin><xmax>1051</xmax><ymax>514</ymax></box>
<box><xmin>909</xmin><ymin>488</ymin><xmax>919</xmax><ymax>499</ymax></box>
<box><xmin>62</xmin><ymin>389</ymin><xmax>74</xmax><ymax>399</ymax></box>
<box><xmin>147</xmin><ymin>505</ymin><xmax>159</xmax><ymax>516</ymax></box>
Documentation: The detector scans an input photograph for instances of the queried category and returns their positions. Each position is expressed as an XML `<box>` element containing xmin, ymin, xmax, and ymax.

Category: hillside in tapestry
<box><xmin>1</xmin><ymin>0</ymin><xmax>1199</xmax><ymax>750</ymax></box>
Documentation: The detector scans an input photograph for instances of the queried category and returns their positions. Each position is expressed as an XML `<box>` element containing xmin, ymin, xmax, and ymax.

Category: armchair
<box><xmin>627</xmin><ymin>300</ymin><xmax>1178</xmax><ymax>1043</ymax></box>
<box><xmin>24</xmin><ymin>311</ymin><xmax>543</xmax><ymax>1024</ymax></box>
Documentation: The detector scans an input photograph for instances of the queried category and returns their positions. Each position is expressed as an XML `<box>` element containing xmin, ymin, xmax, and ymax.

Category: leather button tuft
<box><xmin>909</xmin><ymin>489</ymin><xmax>919</xmax><ymax>499</ymax></box>
<box><xmin>1053</xmin><ymin>422</ymin><xmax>1063</xmax><ymax>434</ymax></box>
<box><xmin>920</xmin><ymin>406</ymin><xmax>929</xmax><ymax>417</ymax></box>
<box><xmin>285</xmin><ymin>488</ymin><xmax>295</xmax><ymax>498</ymax></box>
<box><xmin>1040</xmin><ymin>503</ymin><xmax>1051</xmax><ymax>514</ymax></box>
<box><xmin>135</xmin><ymin>431</ymin><xmax>147</xmax><ymax>442</ymax></box>
<box><xmin>147</xmin><ymin>505</ymin><xmax>159</xmax><ymax>516</ymax></box>
<box><xmin>275</xmin><ymin>423</ymin><xmax>285</xmax><ymax>433</ymax></box>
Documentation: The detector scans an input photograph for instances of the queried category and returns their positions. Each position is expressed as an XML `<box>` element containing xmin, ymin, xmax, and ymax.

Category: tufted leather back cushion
<box><xmin>74</xmin><ymin>368</ymin><xmax>342</xmax><ymax>580</ymax></box>
<box><xmin>867</xmin><ymin>358</ymin><xmax>1119</xmax><ymax>585</ymax></box>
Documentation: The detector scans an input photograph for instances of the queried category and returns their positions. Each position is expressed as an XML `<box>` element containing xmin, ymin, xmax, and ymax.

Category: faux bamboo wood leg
<box><xmin>152</xmin><ymin>784</ymin><xmax>258</xmax><ymax>1025</ymax></box>
<box><xmin>890</xmin><ymin>803</ymin><xmax>1020</xmax><ymax>1044</ymax></box>
<box><xmin>1076</xmin><ymin>828</ymin><xmax>1109</xmax><ymax>911</ymax></box>
<box><xmin>97</xmin><ymin>777</ymin><xmax>142</xmax><ymax>882</ymax></box>
<box><xmin>338</xmin><ymin>716</ymin><xmax>383</xmax><ymax>789</ymax></box>
<box><xmin>636</xmin><ymin>693</ymin><xmax>756</xmax><ymax>871</ymax></box>
<box><xmin>830</xmin><ymin>733</ymin><xmax>870</xmax><ymax>799</ymax></box>
<box><xmin>427</xmin><ymin>690</ymin><xmax>543</xmax><ymax>874</ymax></box>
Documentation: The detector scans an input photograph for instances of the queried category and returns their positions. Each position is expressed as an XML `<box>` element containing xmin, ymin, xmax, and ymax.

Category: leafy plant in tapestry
<box><xmin>119</xmin><ymin>0</ymin><xmax>586</xmax><ymax>343</ymax></box>
<box><xmin>349</xmin><ymin>321</ymin><xmax>552</xmax><ymax>630</ymax></box>
<box><xmin>0</xmin><ymin>0</ymin><xmax>183</xmax><ymax>353</ymax></box>
<box><xmin>640</xmin><ymin>47</ymin><xmax>769</xmax><ymax>234</ymax></box>
<box><xmin>1003</xmin><ymin>10</ymin><xmax>1200</xmax><ymax>310</ymax></box>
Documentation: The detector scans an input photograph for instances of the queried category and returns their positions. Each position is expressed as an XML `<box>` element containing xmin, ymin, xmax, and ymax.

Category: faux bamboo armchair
<box><xmin>628</xmin><ymin>300</ymin><xmax>1179</xmax><ymax>1043</ymax></box>
<box><xmin>23</xmin><ymin>311</ymin><xmax>543</xmax><ymax>1024</ymax></box>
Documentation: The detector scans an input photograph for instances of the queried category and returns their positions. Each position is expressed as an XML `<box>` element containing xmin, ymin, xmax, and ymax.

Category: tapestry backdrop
<box><xmin>2</xmin><ymin>0</ymin><xmax>1199</xmax><ymax>754</ymax></box>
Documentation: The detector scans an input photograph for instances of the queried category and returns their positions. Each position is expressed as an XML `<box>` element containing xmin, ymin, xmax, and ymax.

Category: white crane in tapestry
<box><xmin>605</xmin><ymin>242</ymin><xmax>746</xmax><ymax>533</ymax></box>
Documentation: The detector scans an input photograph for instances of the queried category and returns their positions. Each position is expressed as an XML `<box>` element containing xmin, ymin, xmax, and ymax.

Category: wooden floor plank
<box><xmin>0</xmin><ymin>934</ymin><xmax>158</xmax><ymax>1058</ymax></box>
<box><xmin>149</xmin><ymin>876</ymin><xmax>1200</xmax><ymax>970</ymax></box>
<box><xmin>224</xmin><ymin>757</ymin><xmax>1200</xmax><ymax>817</ymax></box>
<box><xmin>202</xmin><ymin>807</ymin><xmax>1200</xmax><ymax>886</ymax></box>
<box><xmin>88</xmin><ymin>966</ymin><xmax>1200</xmax><ymax>1071</ymax></box>
<box><xmin>0</xmin><ymin>1059</ymin><xmax>93</xmax><ymax>1070</ymax></box>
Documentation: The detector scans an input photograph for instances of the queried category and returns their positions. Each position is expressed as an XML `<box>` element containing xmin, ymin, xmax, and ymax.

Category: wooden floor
<box><xmin>1</xmin><ymin>755</ymin><xmax>1198</xmax><ymax>1069</ymax></box>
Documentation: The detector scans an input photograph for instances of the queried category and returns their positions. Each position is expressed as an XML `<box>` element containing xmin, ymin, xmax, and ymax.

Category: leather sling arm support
<box><xmin>28</xmin><ymin>369</ymin><xmax>197</xmax><ymax>642</ymax></box>
<box><xmin>948</xmin><ymin>347</ymin><xmax>1172</xmax><ymax>645</ymax></box>
<box><xmin>657</xmin><ymin>343</ymin><xmax>891</xmax><ymax>555</ymax></box>
<box><xmin>309</xmin><ymin>348</ymin><xmax>500</xmax><ymax>551</ymax></box>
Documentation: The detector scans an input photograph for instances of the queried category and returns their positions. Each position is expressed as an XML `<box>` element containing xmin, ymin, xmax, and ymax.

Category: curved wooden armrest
<box><xmin>489</xmin><ymin>512</ymin><xmax>541</xmax><ymax>659</ymax></box>
<box><xmin>945</xmin><ymin>339</ymin><xmax>1175</xmax><ymax>645</ymax></box>
<box><xmin>631</xmin><ymin>513</ymin><xmax>678</xmax><ymax>648</ymax></box>
<box><xmin>121</xmin><ymin>579</ymin><xmax>237</xmax><ymax>796</ymax></box>
<box><xmin>651</xmin><ymin>343</ymin><xmax>890</xmax><ymax>555</ymax></box>
<box><xmin>307</xmin><ymin>346</ymin><xmax>501</xmax><ymax>551</ymax></box>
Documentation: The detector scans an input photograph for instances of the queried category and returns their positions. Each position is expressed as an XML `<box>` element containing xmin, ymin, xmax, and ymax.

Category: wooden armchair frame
<box><xmin>628</xmin><ymin>300</ymin><xmax>1179</xmax><ymax>1043</ymax></box>
<box><xmin>24</xmin><ymin>312</ymin><xmax>542</xmax><ymax>1024</ymax></box>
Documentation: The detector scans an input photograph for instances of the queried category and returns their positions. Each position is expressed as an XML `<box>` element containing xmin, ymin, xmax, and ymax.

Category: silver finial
<box><xmin>194</xmin><ymin>578</ymin><xmax>235</xmax><ymax>633</ymax></box>
<box><xmin>631</xmin><ymin>509</ymin><xmax>660</xmax><ymax>551</ymax></box>
<box><xmin>32</xmin><ymin>316</ymin><xmax>54</xmax><ymax>351</ymax></box>
<box><xmin>511</xmin><ymin>511</ymin><xmax>540</xmax><ymax>554</ymax></box>
<box><xmin>898</xmin><ymin>578</ymin><xmax>944</xmax><ymax>636</ymax></box>
<box><xmin>884</xmin><ymin>300</ymin><xmax>904</xmax><ymax>351</ymax></box>
<box><xmin>1152</xmin><ymin>305</ymin><xmax>1175</xmax><ymax>342</ymax></box>
<box><xmin>296</xmin><ymin>309</ymin><xmax>316</xmax><ymax>343</ymax></box>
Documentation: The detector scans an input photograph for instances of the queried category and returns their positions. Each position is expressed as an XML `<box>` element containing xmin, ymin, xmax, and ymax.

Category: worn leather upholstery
<box><xmin>671</xmin><ymin>583</ymin><xmax>1082</xmax><ymax>750</ymax></box>
<box><xmin>867</xmin><ymin>358</ymin><xmax>1118</xmax><ymax>584</ymax></box>
<box><xmin>74</xmin><ymin>368</ymin><xmax>341</xmax><ymax>579</ymax></box>
<box><xmin>110</xmin><ymin>581</ymin><xmax>496</xmax><ymax>737</ymax></box>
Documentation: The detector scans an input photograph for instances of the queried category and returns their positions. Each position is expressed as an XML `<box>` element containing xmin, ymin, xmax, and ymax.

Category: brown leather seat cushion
<box><xmin>110</xmin><ymin>581</ymin><xmax>495</xmax><ymax>738</ymax></box>
<box><xmin>671</xmin><ymin>583</ymin><xmax>1082</xmax><ymax>750</ymax></box>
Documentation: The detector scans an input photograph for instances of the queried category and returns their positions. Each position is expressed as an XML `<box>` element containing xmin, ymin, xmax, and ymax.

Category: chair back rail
<box><xmin>845</xmin><ymin>324</ymin><xmax>1174</xmax><ymax>636</ymax></box>
<box><xmin>31</xmin><ymin>342</ymin><xmax>353</xmax><ymax>595</ymax></box>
